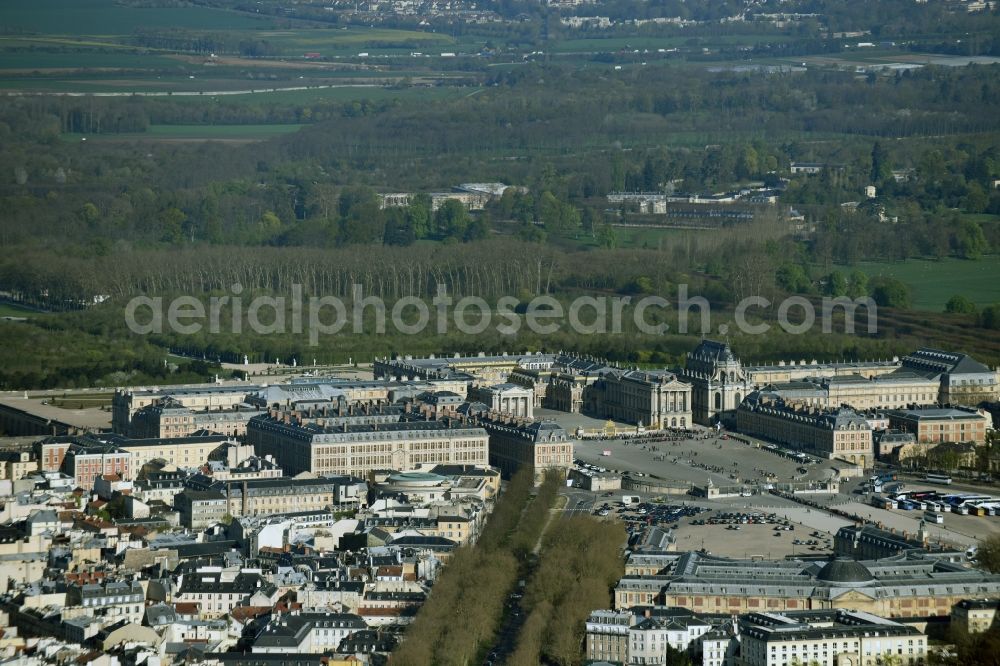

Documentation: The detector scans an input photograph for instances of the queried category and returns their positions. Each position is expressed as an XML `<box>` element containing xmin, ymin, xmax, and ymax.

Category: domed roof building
<box><xmin>815</xmin><ymin>558</ymin><xmax>875</xmax><ymax>584</ymax></box>
<box><xmin>614</xmin><ymin>550</ymin><xmax>1000</xmax><ymax>619</ymax></box>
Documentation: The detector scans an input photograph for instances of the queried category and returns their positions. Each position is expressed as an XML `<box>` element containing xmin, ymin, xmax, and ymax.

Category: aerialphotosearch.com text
<box><xmin>124</xmin><ymin>284</ymin><xmax>878</xmax><ymax>346</ymax></box>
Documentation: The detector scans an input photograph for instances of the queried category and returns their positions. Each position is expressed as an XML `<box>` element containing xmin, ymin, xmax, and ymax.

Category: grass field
<box><xmin>3</xmin><ymin>0</ymin><xmax>269</xmax><ymax>35</ymax></box>
<box><xmin>843</xmin><ymin>256</ymin><xmax>1000</xmax><ymax>311</ymax></box>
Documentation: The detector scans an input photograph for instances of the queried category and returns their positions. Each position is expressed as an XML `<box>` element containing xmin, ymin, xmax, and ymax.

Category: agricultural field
<box><xmin>3</xmin><ymin>0</ymin><xmax>269</xmax><ymax>35</ymax></box>
<box><xmin>0</xmin><ymin>0</ymin><xmax>480</xmax><ymax>95</ymax></box>
<box><xmin>844</xmin><ymin>256</ymin><xmax>1000</xmax><ymax>311</ymax></box>
<box><xmin>235</xmin><ymin>27</ymin><xmax>463</xmax><ymax>56</ymax></box>
<box><xmin>545</xmin><ymin>33</ymin><xmax>794</xmax><ymax>55</ymax></box>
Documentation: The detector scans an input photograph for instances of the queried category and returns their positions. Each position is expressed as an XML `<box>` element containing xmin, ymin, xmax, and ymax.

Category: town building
<box><xmin>64</xmin><ymin>581</ymin><xmax>145</xmax><ymax>627</ymax></box>
<box><xmin>886</xmin><ymin>406</ymin><xmax>990</xmax><ymax>445</ymax></box>
<box><xmin>833</xmin><ymin>524</ymin><xmax>960</xmax><ymax>560</ymax></box>
<box><xmin>34</xmin><ymin>438</ymin><xmax>71</xmax><ymax>472</ymax></box>
<box><xmin>173</xmin><ymin>570</ymin><xmax>278</xmax><ymax>619</ymax></box>
<box><xmin>474</xmin><ymin>414</ymin><xmax>574</xmax><ymax>483</ymax></box>
<box><xmin>113</xmin><ymin>384</ymin><xmax>257</xmax><ymax>435</ymax></box>
<box><xmin>216</xmin><ymin>477</ymin><xmax>364</xmax><ymax>518</ymax></box>
<box><xmin>951</xmin><ymin>598</ymin><xmax>1000</xmax><ymax>634</ymax></box>
<box><xmin>111</xmin><ymin>433</ymin><xmax>234</xmax><ymax>470</ymax></box>
<box><xmin>585</xmin><ymin>606</ymin><xmax>722</xmax><ymax>665</ymax></box>
<box><xmin>127</xmin><ymin>398</ymin><xmax>263</xmax><ymax>439</ymax></box>
<box><xmin>247</xmin><ymin>413</ymin><xmax>489</xmax><ymax>478</ymax></box>
<box><xmin>61</xmin><ymin>438</ymin><xmax>133</xmax><ymax>489</ymax></box>
<box><xmin>0</xmin><ymin>451</ymin><xmax>37</xmax><ymax>481</ymax></box>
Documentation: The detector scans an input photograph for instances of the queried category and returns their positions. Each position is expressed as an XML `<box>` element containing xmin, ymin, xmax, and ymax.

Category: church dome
<box><xmin>816</xmin><ymin>558</ymin><xmax>875</xmax><ymax>584</ymax></box>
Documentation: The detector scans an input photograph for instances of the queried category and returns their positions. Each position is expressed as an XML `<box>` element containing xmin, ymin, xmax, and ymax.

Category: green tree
<box><xmin>870</xmin><ymin>276</ymin><xmax>911</xmax><ymax>308</ymax></box>
<box><xmin>736</xmin><ymin>144</ymin><xmax>759</xmax><ymax>180</ymax></box>
<box><xmin>159</xmin><ymin>207</ymin><xmax>187</xmax><ymax>244</ymax></box>
<box><xmin>871</xmin><ymin>141</ymin><xmax>892</xmax><ymax>185</ymax></box>
<box><xmin>258</xmin><ymin>211</ymin><xmax>282</xmax><ymax>239</ymax></box>
<box><xmin>776</xmin><ymin>263</ymin><xmax>812</xmax><ymax>294</ymax></box>
<box><xmin>596</xmin><ymin>224</ymin><xmax>617</xmax><ymax>249</ymax></box>
<box><xmin>406</xmin><ymin>194</ymin><xmax>432</xmax><ymax>239</ymax></box>
<box><xmin>975</xmin><ymin>534</ymin><xmax>1000</xmax><ymax>572</ymax></box>
<box><xmin>826</xmin><ymin>270</ymin><xmax>848</xmax><ymax>297</ymax></box>
<box><xmin>847</xmin><ymin>270</ymin><xmax>869</xmax><ymax>299</ymax></box>
<box><xmin>77</xmin><ymin>202</ymin><xmax>100</xmax><ymax>229</ymax></box>
<box><xmin>964</xmin><ymin>182</ymin><xmax>990</xmax><ymax>214</ymax></box>
<box><xmin>434</xmin><ymin>199</ymin><xmax>469</xmax><ymax>239</ymax></box>
<box><xmin>945</xmin><ymin>295</ymin><xmax>978</xmax><ymax>315</ymax></box>
<box><xmin>953</xmin><ymin>218</ymin><xmax>988</xmax><ymax>259</ymax></box>
<box><xmin>980</xmin><ymin>304</ymin><xmax>1000</xmax><ymax>330</ymax></box>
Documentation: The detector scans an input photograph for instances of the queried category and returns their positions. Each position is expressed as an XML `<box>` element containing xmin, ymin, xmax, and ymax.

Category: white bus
<box><xmin>924</xmin><ymin>510</ymin><xmax>944</xmax><ymax>524</ymax></box>
<box><xmin>925</xmin><ymin>474</ymin><xmax>952</xmax><ymax>485</ymax></box>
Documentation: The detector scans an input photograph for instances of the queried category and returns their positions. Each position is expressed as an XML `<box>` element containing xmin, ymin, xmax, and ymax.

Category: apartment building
<box><xmin>218</xmin><ymin>477</ymin><xmax>360</xmax><ymax>518</ymax></box>
<box><xmin>175</xmin><ymin>489</ymin><xmax>228</xmax><ymax>529</ymax></box>
<box><xmin>112</xmin><ymin>433</ymin><xmax>233</xmax><ymax>469</ymax></box>
<box><xmin>248</xmin><ymin>611</ymin><xmax>368</xmax><ymax>653</ymax></box>
<box><xmin>173</xmin><ymin>571</ymin><xmax>278</xmax><ymax>619</ymax></box>
<box><xmin>0</xmin><ymin>451</ymin><xmax>38</xmax><ymax>481</ymax></box>
<box><xmin>63</xmin><ymin>581</ymin><xmax>145</xmax><ymax>626</ymax></box>
<box><xmin>738</xmin><ymin>609</ymin><xmax>927</xmax><ymax>666</ymax></box>
<box><xmin>61</xmin><ymin>438</ymin><xmax>133</xmax><ymax>489</ymax></box>
<box><xmin>585</xmin><ymin>607</ymin><xmax>715</xmax><ymax>665</ymax></box>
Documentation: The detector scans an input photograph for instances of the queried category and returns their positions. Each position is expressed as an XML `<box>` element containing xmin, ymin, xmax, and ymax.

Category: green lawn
<box><xmin>843</xmin><ymin>256</ymin><xmax>1000</xmax><ymax>311</ymax></box>
<box><xmin>0</xmin><ymin>302</ymin><xmax>43</xmax><ymax>317</ymax></box>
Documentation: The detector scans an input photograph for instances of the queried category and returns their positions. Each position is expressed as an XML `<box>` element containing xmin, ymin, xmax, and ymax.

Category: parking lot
<box><xmin>585</xmin><ymin>492</ymin><xmax>837</xmax><ymax>559</ymax></box>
